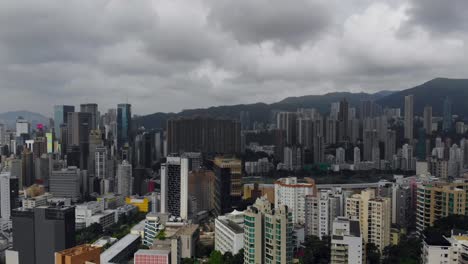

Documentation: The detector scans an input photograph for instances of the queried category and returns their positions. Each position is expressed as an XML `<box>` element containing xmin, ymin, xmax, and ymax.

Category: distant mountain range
<box><xmin>0</xmin><ymin>111</ymin><xmax>49</xmax><ymax>129</ymax></box>
<box><xmin>134</xmin><ymin>78</ymin><xmax>468</xmax><ymax>129</ymax></box>
<box><xmin>2</xmin><ymin>78</ymin><xmax>467</xmax><ymax>131</ymax></box>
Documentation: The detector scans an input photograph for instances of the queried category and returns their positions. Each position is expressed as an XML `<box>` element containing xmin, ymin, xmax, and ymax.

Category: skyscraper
<box><xmin>80</xmin><ymin>103</ymin><xmax>99</xmax><ymax>130</ymax></box>
<box><xmin>117</xmin><ymin>103</ymin><xmax>132</xmax><ymax>150</ymax></box>
<box><xmin>363</xmin><ymin>129</ymin><xmax>378</xmax><ymax>161</ymax></box>
<box><xmin>21</xmin><ymin>148</ymin><xmax>34</xmax><ymax>187</ymax></box>
<box><xmin>54</xmin><ymin>105</ymin><xmax>75</xmax><ymax>140</ymax></box>
<box><xmin>67</xmin><ymin>112</ymin><xmax>92</xmax><ymax>169</ymax></box>
<box><xmin>49</xmin><ymin>167</ymin><xmax>82</xmax><ymax>201</ymax></box>
<box><xmin>385</xmin><ymin>130</ymin><xmax>396</xmax><ymax>161</ymax></box>
<box><xmin>117</xmin><ymin>160</ymin><xmax>133</xmax><ymax>197</ymax></box>
<box><xmin>443</xmin><ymin>97</ymin><xmax>452</xmax><ymax>132</ymax></box>
<box><xmin>213</xmin><ymin>157</ymin><xmax>242</xmax><ymax>215</ymax></box>
<box><xmin>423</xmin><ymin>106</ymin><xmax>432</xmax><ymax>134</ymax></box>
<box><xmin>0</xmin><ymin>172</ymin><xmax>19</xmax><ymax>220</ymax></box>
<box><xmin>160</xmin><ymin>156</ymin><xmax>189</xmax><ymax>219</ymax></box>
<box><xmin>11</xmin><ymin>206</ymin><xmax>76</xmax><ymax>264</ymax></box>
<box><xmin>404</xmin><ymin>95</ymin><xmax>414</xmax><ymax>141</ymax></box>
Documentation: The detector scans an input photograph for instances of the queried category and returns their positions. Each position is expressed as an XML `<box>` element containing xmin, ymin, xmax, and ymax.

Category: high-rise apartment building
<box><xmin>276</xmin><ymin>112</ymin><xmax>298</xmax><ymax>145</ymax></box>
<box><xmin>11</xmin><ymin>206</ymin><xmax>76</xmax><ymax>264</ymax></box>
<box><xmin>416</xmin><ymin>182</ymin><xmax>468</xmax><ymax>233</ymax></box>
<box><xmin>363</xmin><ymin>129</ymin><xmax>379</xmax><ymax>161</ymax></box>
<box><xmin>167</xmin><ymin>117</ymin><xmax>241</xmax><ymax>154</ymax></box>
<box><xmin>54</xmin><ymin>105</ymin><xmax>75</xmax><ymax>141</ymax></box>
<box><xmin>423</xmin><ymin>106</ymin><xmax>433</xmax><ymax>134</ymax></box>
<box><xmin>244</xmin><ymin>197</ymin><xmax>293</xmax><ymax>264</ymax></box>
<box><xmin>117</xmin><ymin>160</ymin><xmax>132</xmax><ymax>197</ymax></box>
<box><xmin>404</xmin><ymin>95</ymin><xmax>414</xmax><ymax>141</ymax></box>
<box><xmin>275</xmin><ymin>177</ymin><xmax>316</xmax><ymax>224</ymax></box>
<box><xmin>80</xmin><ymin>103</ymin><xmax>99</xmax><ymax>130</ymax></box>
<box><xmin>0</xmin><ymin>172</ymin><xmax>19</xmax><ymax>220</ymax></box>
<box><xmin>346</xmin><ymin>189</ymin><xmax>391</xmax><ymax>252</ymax></box>
<box><xmin>443</xmin><ymin>97</ymin><xmax>452</xmax><ymax>132</ymax></box>
<box><xmin>330</xmin><ymin>217</ymin><xmax>363</xmax><ymax>264</ymax></box>
<box><xmin>117</xmin><ymin>103</ymin><xmax>132</xmax><ymax>150</ymax></box>
<box><xmin>160</xmin><ymin>156</ymin><xmax>189</xmax><ymax>219</ymax></box>
<box><xmin>338</xmin><ymin>98</ymin><xmax>349</xmax><ymax>141</ymax></box>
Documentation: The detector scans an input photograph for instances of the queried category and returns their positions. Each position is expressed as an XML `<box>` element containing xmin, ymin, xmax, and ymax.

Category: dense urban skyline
<box><xmin>0</xmin><ymin>0</ymin><xmax>468</xmax><ymax>115</ymax></box>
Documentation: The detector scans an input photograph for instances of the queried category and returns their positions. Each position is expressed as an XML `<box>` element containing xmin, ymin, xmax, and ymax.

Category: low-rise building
<box><xmin>134</xmin><ymin>249</ymin><xmax>171</xmax><ymax>264</ymax></box>
<box><xmin>55</xmin><ymin>244</ymin><xmax>101</xmax><ymax>264</ymax></box>
<box><xmin>215</xmin><ymin>210</ymin><xmax>244</xmax><ymax>254</ymax></box>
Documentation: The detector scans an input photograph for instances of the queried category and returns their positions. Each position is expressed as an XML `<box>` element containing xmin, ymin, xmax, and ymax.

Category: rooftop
<box><xmin>56</xmin><ymin>244</ymin><xmax>101</xmax><ymax>257</ymax></box>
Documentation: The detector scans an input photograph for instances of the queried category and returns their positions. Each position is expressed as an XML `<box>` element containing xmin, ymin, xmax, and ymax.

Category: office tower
<box><xmin>213</xmin><ymin>157</ymin><xmax>242</xmax><ymax>215</ymax></box>
<box><xmin>117</xmin><ymin>160</ymin><xmax>133</xmax><ymax>197</ymax></box>
<box><xmin>55</xmin><ymin>244</ymin><xmax>101</xmax><ymax>264</ymax></box>
<box><xmin>167</xmin><ymin>117</ymin><xmax>241</xmax><ymax>154</ymax></box>
<box><xmin>117</xmin><ymin>103</ymin><xmax>132</xmax><ymax>150</ymax></box>
<box><xmin>54</xmin><ymin>105</ymin><xmax>75</xmax><ymax>140</ymax></box>
<box><xmin>188</xmin><ymin>170</ymin><xmax>215</xmax><ymax>217</ymax></box>
<box><xmin>325</xmin><ymin>118</ymin><xmax>337</xmax><ymax>145</ymax></box>
<box><xmin>345</xmin><ymin>189</ymin><xmax>391</xmax><ymax>252</ymax></box>
<box><xmin>296</xmin><ymin>118</ymin><xmax>314</xmax><ymax>149</ymax></box>
<box><xmin>34</xmin><ymin>154</ymin><xmax>50</xmax><ymax>183</ymax></box>
<box><xmin>416</xmin><ymin>182</ymin><xmax>468</xmax><ymax>233</ymax></box>
<box><xmin>80</xmin><ymin>103</ymin><xmax>98</xmax><ymax>130</ymax></box>
<box><xmin>404</xmin><ymin>95</ymin><xmax>414</xmax><ymax>141</ymax></box>
<box><xmin>244</xmin><ymin>197</ymin><xmax>293</xmax><ymax>264</ymax></box>
<box><xmin>11</xmin><ymin>206</ymin><xmax>75</xmax><ymax>264</ymax></box>
<box><xmin>443</xmin><ymin>97</ymin><xmax>452</xmax><ymax>132</ymax></box>
<box><xmin>275</xmin><ymin>177</ymin><xmax>316</xmax><ymax>224</ymax></box>
<box><xmin>363</xmin><ymin>129</ymin><xmax>378</xmax><ymax>161</ymax></box>
<box><xmin>16</xmin><ymin>117</ymin><xmax>30</xmax><ymax>137</ymax></box>
<box><xmin>21</xmin><ymin>148</ymin><xmax>35</xmax><ymax>188</ymax></box>
<box><xmin>338</xmin><ymin>98</ymin><xmax>349</xmax><ymax>141</ymax></box>
<box><xmin>276</xmin><ymin>112</ymin><xmax>297</xmax><ymax>145</ymax></box>
<box><xmin>423</xmin><ymin>106</ymin><xmax>433</xmax><ymax>134</ymax></box>
<box><xmin>313</xmin><ymin>136</ymin><xmax>325</xmax><ymax>163</ymax></box>
<box><xmin>330</xmin><ymin>217</ymin><xmax>363</xmax><ymax>264</ymax></box>
<box><xmin>354</xmin><ymin>147</ymin><xmax>361</xmax><ymax>164</ymax></box>
<box><xmin>385</xmin><ymin>130</ymin><xmax>396</xmax><ymax>161</ymax></box>
<box><xmin>32</xmin><ymin>136</ymin><xmax>47</xmax><ymax>159</ymax></box>
<box><xmin>49</xmin><ymin>167</ymin><xmax>82</xmax><ymax>201</ymax></box>
<box><xmin>88</xmin><ymin>130</ymin><xmax>103</xmax><ymax>177</ymax></box>
<box><xmin>0</xmin><ymin>172</ymin><xmax>18</xmax><ymax>220</ymax></box>
<box><xmin>335</xmin><ymin>147</ymin><xmax>345</xmax><ymax>164</ymax></box>
<box><xmin>67</xmin><ymin>112</ymin><xmax>92</xmax><ymax>169</ymax></box>
<box><xmin>160</xmin><ymin>156</ymin><xmax>189</xmax><ymax>219</ymax></box>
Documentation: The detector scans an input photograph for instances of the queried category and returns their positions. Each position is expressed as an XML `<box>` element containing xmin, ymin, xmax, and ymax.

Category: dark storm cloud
<box><xmin>207</xmin><ymin>0</ymin><xmax>332</xmax><ymax>47</ymax></box>
<box><xmin>0</xmin><ymin>0</ymin><xmax>466</xmax><ymax>116</ymax></box>
<box><xmin>406</xmin><ymin>0</ymin><xmax>468</xmax><ymax>34</ymax></box>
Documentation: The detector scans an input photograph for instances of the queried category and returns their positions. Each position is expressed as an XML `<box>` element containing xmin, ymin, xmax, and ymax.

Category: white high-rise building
<box><xmin>215</xmin><ymin>210</ymin><xmax>245</xmax><ymax>255</ymax></box>
<box><xmin>330</xmin><ymin>217</ymin><xmax>363</xmax><ymax>264</ymax></box>
<box><xmin>117</xmin><ymin>160</ymin><xmax>132</xmax><ymax>197</ymax></box>
<box><xmin>15</xmin><ymin>117</ymin><xmax>30</xmax><ymax>137</ymax></box>
<box><xmin>160</xmin><ymin>156</ymin><xmax>189</xmax><ymax>220</ymax></box>
<box><xmin>335</xmin><ymin>147</ymin><xmax>345</xmax><ymax>165</ymax></box>
<box><xmin>275</xmin><ymin>177</ymin><xmax>316</xmax><ymax>224</ymax></box>
<box><xmin>305</xmin><ymin>190</ymin><xmax>343</xmax><ymax>239</ymax></box>
<box><xmin>0</xmin><ymin>172</ymin><xmax>12</xmax><ymax>220</ymax></box>
<box><xmin>404</xmin><ymin>95</ymin><xmax>414</xmax><ymax>141</ymax></box>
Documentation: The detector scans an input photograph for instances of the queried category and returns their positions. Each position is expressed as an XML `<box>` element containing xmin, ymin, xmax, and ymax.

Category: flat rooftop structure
<box><xmin>100</xmin><ymin>234</ymin><xmax>140</xmax><ymax>263</ymax></box>
<box><xmin>56</xmin><ymin>244</ymin><xmax>101</xmax><ymax>257</ymax></box>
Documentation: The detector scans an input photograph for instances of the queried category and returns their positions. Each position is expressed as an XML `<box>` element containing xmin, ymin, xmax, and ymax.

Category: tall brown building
<box><xmin>188</xmin><ymin>170</ymin><xmax>215</xmax><ymax>216</ymax></box>
<box><xmin>55</xmin><ymin>244</ymin><xmax>101</xmax><ymax>264</ymax></box>
<box><xmin>213</xmin><ymin>157</ymin><xmax>242</xmax><ymax>215</ymax></box>
<box><xmin>167</xmin><ymin>118</ymin><xmax>241</xmax><ymax>154</ymax></box>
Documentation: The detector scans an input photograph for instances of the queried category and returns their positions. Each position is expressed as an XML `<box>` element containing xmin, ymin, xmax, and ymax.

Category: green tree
<box><xmin>181</xmin><ymin>258</ymin><xmax>196</xmax><ymax>264</ymax></box>
<box><xmin>208</xmin><ymin>250</ymin><xmax>223</xmax><ymax>264</ymax></box>
<box><xmin>301</xmin><ymin>236</ymin><xmax>330</xmax><ymax>264</ymax></box>
<box><xmin>366</xmin><ymin>243</ymin><xmax>381</xmax><ymax>264</ymax></box>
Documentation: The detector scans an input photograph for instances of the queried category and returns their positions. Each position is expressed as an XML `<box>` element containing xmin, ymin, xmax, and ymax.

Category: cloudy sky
<box><xmin>1</xmin><ymin>0</ymin><xmax>467</xmax><ymax>117</ymax></box>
